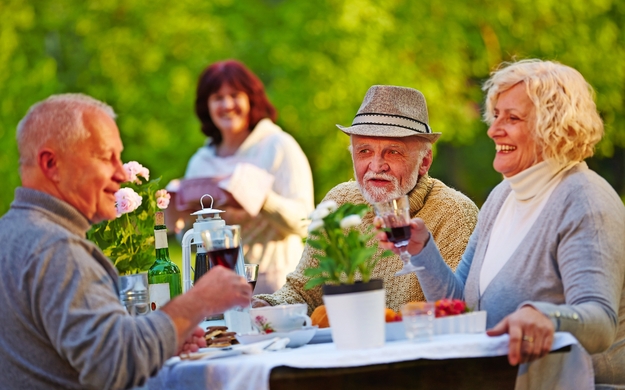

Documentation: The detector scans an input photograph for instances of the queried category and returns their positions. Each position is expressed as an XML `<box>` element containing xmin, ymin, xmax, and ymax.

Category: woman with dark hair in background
<box><xmin>178</xmin><ymin>60</ymin><xmax>314</xmax><ymax>294</ymax></box>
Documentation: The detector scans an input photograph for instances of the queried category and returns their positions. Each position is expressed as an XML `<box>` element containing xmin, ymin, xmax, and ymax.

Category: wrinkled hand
<box><xmin>210</xmin><ymin>187</ymin><xmax>242</xmax><ymax>210</ymax></box>
<box><xmin>176</xmin><ymin>326</ymin><xmax>207</xmax><ymax>355</ymax></box>
<box><xmin>221</xmin><ymin>206</ymin><xmax>251</xmax><ymax>225</ymax></box>
<box><xmin>374</xmin><ymin>216</ymin><xmax>430</xmax><ymax>256</ymax></box>
<box><xmin>193</xmin><ymin>266</ymin><xmax>252</xmax><ymax>317</ymax></box>
<box><xmin>251</xmin><ymin>297</ymin><xmax>271</xmax><ymax>308</ymax></box>
<box><xmin>486</xmin><ymin>306</ymin><xmax>554</xmax><ymax>365</ymax></box>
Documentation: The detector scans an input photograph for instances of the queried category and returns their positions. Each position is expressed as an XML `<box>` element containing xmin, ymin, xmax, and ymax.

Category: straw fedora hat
<box><xmin>336</xmin><ymin>85</ymin><xmax>441</xmax><ymax>142</ymax></box>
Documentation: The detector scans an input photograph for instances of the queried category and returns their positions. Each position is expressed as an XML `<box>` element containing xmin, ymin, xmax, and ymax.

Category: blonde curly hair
<box><xmin>483</xmin><ymin>59</ymin><xmax>604</xmax><ymax>164</ymax></box>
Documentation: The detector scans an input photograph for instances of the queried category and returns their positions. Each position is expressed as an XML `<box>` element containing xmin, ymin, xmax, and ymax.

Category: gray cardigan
<box><xmin>412</xmin><ymin>163</ymin><xmax>625</xmax><ymax>385</ymax></box>
<box><xmin>0</xmin><ymin>188</ymin><xmax>178</xmax><ymax>389</ymax></box>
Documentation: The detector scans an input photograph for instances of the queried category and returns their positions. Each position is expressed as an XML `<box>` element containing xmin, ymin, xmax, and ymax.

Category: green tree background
<box><xmin>2</xmin><ymin>0</ymin><xmax>624</xmax><ymax>218</ymax></box>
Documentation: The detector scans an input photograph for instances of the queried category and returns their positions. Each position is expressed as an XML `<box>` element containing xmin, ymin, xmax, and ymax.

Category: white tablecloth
<box><xmin>146</xmin><ymin>332</ymin><xmax>593</xmax><ymax>390</ymax></box>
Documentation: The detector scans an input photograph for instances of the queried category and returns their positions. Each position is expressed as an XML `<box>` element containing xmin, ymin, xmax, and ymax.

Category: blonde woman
<box><xmin>379</xmin><ymin>60</ymin><xmax>625</xmax><ymax>387</ymax></box>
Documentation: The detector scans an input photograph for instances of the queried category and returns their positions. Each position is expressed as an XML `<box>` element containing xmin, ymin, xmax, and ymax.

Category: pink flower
<box><xmin>123</xmin><ymin>161</ymin><xmax>150</xmax><ymax>184</ymax></box>
<box><xmin>254</xmin><ymin>315</ymin><xmax>274</xmax><ymax>334</ymax></box>
<box><xmin>155</xmin><ymin>189</ymin><xmax>171</xmax><ymax>210</ymax></box>
<box><xmin>115</xmin><ymin>187</ymin><xmax>142</xmax><ymax>217</ymax></box>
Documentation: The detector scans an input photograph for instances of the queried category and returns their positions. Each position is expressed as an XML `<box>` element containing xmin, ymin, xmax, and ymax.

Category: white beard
<box><xmin>356</xmin><ymin>166</ymin><xmax>421</xmax><ymax>205</ymax></box>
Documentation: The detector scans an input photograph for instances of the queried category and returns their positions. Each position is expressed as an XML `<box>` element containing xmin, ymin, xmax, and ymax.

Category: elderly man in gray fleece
<box><xmin>0</xmin><ymin>94</ymin><xmax>252</xmax><ymax>389</ymax></box>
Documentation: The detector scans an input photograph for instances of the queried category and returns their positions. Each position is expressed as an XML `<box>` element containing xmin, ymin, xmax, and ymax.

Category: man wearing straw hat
<box><xmin>0</xmin><ymin>93</ymin><xmax>251</xmax><ymax>389</ymax></box>
<box><xmin>253</xmin><ymin>85</ymin><xmax>479</xmax><ymax>313</ymax></box>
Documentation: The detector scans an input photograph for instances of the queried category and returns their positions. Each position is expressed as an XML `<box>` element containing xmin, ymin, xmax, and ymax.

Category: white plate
<box><xmin>166</xmin><ymin>347</ymin><xmax>243</xmax><ymax>365</ymax></box>
<box><xmin>310</xmin><ymin>325</ymin><xmax>405</xmax><ymax>344</ymax></box>
<box><xmin>309</xmin><ymin>327</ymin><xmax>332</xmax><ymax>344</ymax></box>
<box><xmin>236</xmin><ymin>326</ymin><xmax>318</xmax><ymax>348</ymax></box>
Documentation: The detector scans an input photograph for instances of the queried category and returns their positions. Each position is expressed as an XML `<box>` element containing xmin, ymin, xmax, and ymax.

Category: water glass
<box><xmin>401</xmin><ymin>302</ymin><xmax>435</xmax><ymax>342</ymax></box>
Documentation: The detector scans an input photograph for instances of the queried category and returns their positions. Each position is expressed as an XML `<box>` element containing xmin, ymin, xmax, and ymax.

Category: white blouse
<box><xmin>185</xmin><ymin>119</ymin><xmax>314</xmax><ymax>294</ymax></box>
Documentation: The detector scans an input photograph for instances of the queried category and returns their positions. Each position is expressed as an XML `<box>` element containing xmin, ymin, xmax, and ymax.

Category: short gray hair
<box><xmin>17</xmin><ymin>93</ymin><xmax>116</xmax><ymax>168</ymax></box>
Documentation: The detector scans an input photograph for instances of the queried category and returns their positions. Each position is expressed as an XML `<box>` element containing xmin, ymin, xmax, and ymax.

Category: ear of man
<box><xmin>38</xmin><ymin>148</ymin><xmax>61</xmax><ymax>183</ymax></box>
<box><xmin>418</xmin><ymin>149</ymin><xmax>433</xmax><ymax>176</ymax></box>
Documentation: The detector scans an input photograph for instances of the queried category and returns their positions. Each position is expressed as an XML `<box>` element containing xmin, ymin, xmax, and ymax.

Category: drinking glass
<box><xmin>373</xmin><ymin>195</ymin><xmax>424</xmax><ymax>276</ymax></box>
<box><xmin>245</xmin><ymin>264</ymin><xmax>259</xmax><ymax>292</ymax></box>
<box><xmin>401</xmin><ymin>301</ymin><xmax>435</xmax><ymax>342</ymax></box>
<box><xmin>193</xmin><ymin>247</ymin><xmax>210</xmax><ymax>286</ymax></box>
<box><xmin>201</xmin><ymin>225</ymin><xmax>252</xmax><ymax>333</ymax></box>
<box><xmin>200</xmin><ymin>225</ymin><xmax>241</xmax><ymax>271</ymax></box>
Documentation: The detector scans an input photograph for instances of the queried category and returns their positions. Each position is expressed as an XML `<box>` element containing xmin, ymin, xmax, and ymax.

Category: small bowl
<box><xmin>236</xmin><ymin>326</ymin><xmax>318</xmax><ymax>348</ymax></box>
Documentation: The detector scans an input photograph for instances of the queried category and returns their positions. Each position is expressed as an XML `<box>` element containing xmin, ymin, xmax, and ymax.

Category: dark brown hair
<box><xmin>195</xmin><ymin>60</ymin><xmax>277</xmax><ymax>145</ymax></box>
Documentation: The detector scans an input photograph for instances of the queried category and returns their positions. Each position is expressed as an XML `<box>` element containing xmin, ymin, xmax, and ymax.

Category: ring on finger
<box><xmin>522</xmin><ymin>335</ymin><xmax>534</xmax><ymax>343</ymax></box>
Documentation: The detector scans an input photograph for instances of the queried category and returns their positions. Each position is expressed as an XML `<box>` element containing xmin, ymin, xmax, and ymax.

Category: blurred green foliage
<box><xmin>1</xmin><ymin>0</ymin><xmax>624</xmax><ymax>216</ymax></box>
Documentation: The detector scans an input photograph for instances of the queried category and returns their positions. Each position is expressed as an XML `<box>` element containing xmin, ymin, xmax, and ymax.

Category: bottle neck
<box><xmin>155</xmin><ymin>247</ymin><xmax>170</xmax><ymax>261</ymax></box>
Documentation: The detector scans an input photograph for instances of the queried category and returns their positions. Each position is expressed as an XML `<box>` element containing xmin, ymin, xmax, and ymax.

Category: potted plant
<box><xmin>303</xmin><ymin>200</ymin><xmax>391</xmax><ymax>349</ymax></box>
<box><xmin>87</xmin><ymin>161</ymin><xmax>171</xmax><ymax>314</ymax></box>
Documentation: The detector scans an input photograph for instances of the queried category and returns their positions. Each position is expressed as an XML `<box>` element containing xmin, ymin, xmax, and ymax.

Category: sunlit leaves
<box><xmin>1</xmin><ymin>0</ymin><xmax>624</xmax><ymax>217</ymax></box>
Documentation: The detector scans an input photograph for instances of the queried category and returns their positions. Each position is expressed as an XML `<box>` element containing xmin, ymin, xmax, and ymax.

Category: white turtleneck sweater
<box><xmin>479</xmin><ymin>160</ymin><xmax>579</xmax><ymax>295</ymax></box>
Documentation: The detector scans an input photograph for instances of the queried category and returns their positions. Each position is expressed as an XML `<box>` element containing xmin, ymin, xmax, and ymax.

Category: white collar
<box><xmin>506</xmin><ymin>160</ymin><xmax>578</xmax><ymax>201</ymax></box>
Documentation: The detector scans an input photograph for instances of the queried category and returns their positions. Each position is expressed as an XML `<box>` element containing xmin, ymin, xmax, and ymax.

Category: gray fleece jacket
<box><xmin>412</xmin><ymin>163</ymin><xmax>625</xmax><ymax>385</ymax></box>
<box><xmin>0</xmin><ymin>188</ymin><xmax>177</xmax><ymax>389</ymax></box>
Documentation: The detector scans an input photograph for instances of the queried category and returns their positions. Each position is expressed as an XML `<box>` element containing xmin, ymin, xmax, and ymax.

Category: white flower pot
<box><xmin>322</xmin><ymin>279</ymin><xmax>385</xmax><ymax>350</ymax></box>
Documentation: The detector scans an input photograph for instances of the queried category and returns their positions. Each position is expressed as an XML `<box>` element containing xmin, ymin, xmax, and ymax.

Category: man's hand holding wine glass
<box><xmin>194</xmin><ymin>266</ymin><xmax>252</xmax><ymax>316</ymax></box>
<box><xmin>374</xmin><ymin>216</ymin><xmax>430</xmax><ymax>259</ymax></box>
<box><xmin>162</xmin><ymin>266</ymin><xmax>251</xmax><ymax>327</ymax></box>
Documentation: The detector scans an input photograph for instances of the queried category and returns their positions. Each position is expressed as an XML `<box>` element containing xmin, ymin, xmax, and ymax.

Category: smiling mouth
<box><xmin>367</xmin><ymin>178</ymin><xmax>391</xmax><ymax>186</ymax></box>
<box><xmin>496</xmin><ymin>144</ymin><xmax>516</xmax><ymax>152</ymax></box>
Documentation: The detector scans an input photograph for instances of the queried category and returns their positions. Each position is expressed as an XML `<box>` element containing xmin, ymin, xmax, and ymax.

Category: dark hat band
<box><xmin>352</xmin><ymin>113</ymin><xmax>432</xmax><ymax>134</ymax></box>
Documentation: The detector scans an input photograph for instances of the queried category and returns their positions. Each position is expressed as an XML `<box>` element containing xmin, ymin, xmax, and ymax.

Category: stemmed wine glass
<box><xmin>201</xmin><ymin>224</ymin><xmax>253</xmax><ymax>333</ymax></box>
<box><xmin>195</xmin><ymin>225</ymin><xmax>242</xmax><ymax>284</ymax></box>
<box><xmin>374</xmin><ymin>195</ymin><xmax>424</xmax><ymax>276</ymax></box>
<box><xmin>245</xmin><ymin>264</ymin><xmax>259</xmax><ymax>292</ymax></box>
<box><xmin>200</xmin><ymin>225</ymin><xmax>241</xmax><ymax>271</ymax></box>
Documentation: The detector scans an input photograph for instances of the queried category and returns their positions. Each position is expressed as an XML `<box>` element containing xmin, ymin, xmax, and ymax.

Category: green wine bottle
<box><xmin>148</xmin><ymin>211</ymin><xmax>182</xmax><ymax>311</ymax></box>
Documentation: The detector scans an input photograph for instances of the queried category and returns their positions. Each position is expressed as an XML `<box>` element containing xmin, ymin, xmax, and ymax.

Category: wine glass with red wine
<box><xmin>244</xmin><ymin>264</ymin><xmax>259</xmax><ymax>292</ymax></box>
<box><xmin>200</xmin><ymin>224</ymin><xmax>251</xmax><ymax>329</ymax></box>
<box><xmin>200</xmin><ymin>225</ymin><xmax>242</xmax><ymax>272</ymax></box>
<box><xmin>374</xmin><ymin>195</ymin><xmax>424</xmax><ymax>276</ymax></box>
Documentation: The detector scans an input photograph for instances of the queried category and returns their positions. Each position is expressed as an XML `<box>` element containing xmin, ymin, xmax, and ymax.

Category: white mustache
<box><xmin>363</xmin><ymin>172</ymin><xmax>398</xmax><ymax>184</ymax></box>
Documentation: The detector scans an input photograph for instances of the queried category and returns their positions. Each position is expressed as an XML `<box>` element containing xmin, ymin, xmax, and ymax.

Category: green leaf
<box><xmin>303</xmin><ymin>267</ymin><xmax>326</xmax><ymax>277</ymax></box>
<box><xmin>85</xmin><ymin>174</ymin><xmax>165</xmax><ymax>275</ymax></box>
<box><xmin>303</xmin><ymin>201</ymin><xmax>385</xmax><ymax>288</ymax></box>
<box><xmin>305</xmin><ymin>238</ymin><xmax>326</xmax><ymax>250</ymax></box>
<box><xmin>304</xmin><ymin>277</ymin><xmax>329</xmax><ymax>290</ymax></box>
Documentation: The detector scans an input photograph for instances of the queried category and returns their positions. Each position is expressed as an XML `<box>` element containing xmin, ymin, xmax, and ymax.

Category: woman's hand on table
<box><xmin>176</xmin><ymin>326</ymin><xmax>207</xmax><ymax>355</ymax></box>
<box><xmin>374</xmin><ymin>217</ymin><xmax>430</xmax><ymax>256</ymax></box>
<box><xmin>486</xmin><ymin>306</ymin><xmax>554</xmax><ymax>366</ymax></box>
